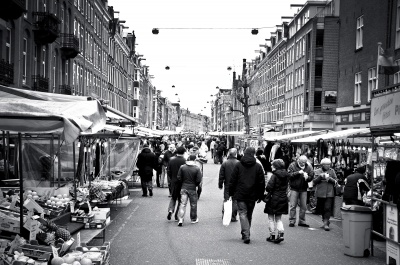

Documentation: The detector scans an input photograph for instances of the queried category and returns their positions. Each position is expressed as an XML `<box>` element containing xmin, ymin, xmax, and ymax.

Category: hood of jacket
<box><xmin>273</xmin><ymin>169</ymin><xmax>289</xmax><ymax>179</ymax></box>
<box><xmin>186</xmin><ymin>161</ymin><xmax>197</xmax><ymax>166</ymax></box>
<box><xmin>141</xmin><ymin>148</ymin><xmax>151</xmax><ymax>154</ymax></box>
<box><xmin>240</xmin><ymin>154</ymin><xmax>257</xmax><ymax>168</ymax></box>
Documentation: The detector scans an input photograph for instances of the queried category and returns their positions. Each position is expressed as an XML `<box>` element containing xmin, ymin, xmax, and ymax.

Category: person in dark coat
<box><xmin>163</xmin><ymin>144</ymin><xmax>176</xmax><ymax>196</ymax></box>
<box><xmin>343</xmin><ymin>165</ymin><xmax>370</xmax><ymax>206</ymax></box>
<box><xmin>264</xmin><ymin>159</ymin><xmax>289</xmax><ymax>244</ymax></box>
<box><xmin>167</xmin><ymin>146</ymin><xmax>187</xmax><ymax>221</ymax></box>
<box><xmin>154</xmin><ymin>144</ymin><xmax>165</xmax><ymax>187</ymax></box>
<box><xmin>219</xmin><ymin>148</ymin><xmax>240</xmax><ymax>222</ymax></box>
<box><xmin>256</xmin><ymin>148</ymin><xmax>269</xmax><ymax>173</ymax></box>
<box><xmin>229</xmin><ymin>147</ymin><xmax>265</xmax><ymax>244</ymax></box>
<box><xmin>136</xmin><ymin>144</ymin><xmax>158</xmax><ymax>197</ymax></box>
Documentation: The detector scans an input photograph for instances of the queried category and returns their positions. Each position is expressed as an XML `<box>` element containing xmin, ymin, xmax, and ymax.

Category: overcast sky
<box><xmin>108</xmin><ymin>0</ymin><xmax>306</xmax><ymax>116</ymax></box>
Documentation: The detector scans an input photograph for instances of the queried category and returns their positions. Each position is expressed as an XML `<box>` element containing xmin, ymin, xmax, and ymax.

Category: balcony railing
<box><xmin>0</xmin><ymin>0</ymin><xmax>26</xmax><ymax>20</ymax></box>
<box><xmin>0</xmin><ymin>60</ymin><xmax>14</xmax><ymax>85</ymax></box>
<box><xmin>33</xmin><ymin>12</ymin><xmax>60</xmax><ymax>45</ymax></box>
<box><xmin>32</xmin><ymin>75</ymin><xmax>49</xmax><ymax>92</ymax></box>
<box><xmin>60</xmin><ymin>33</ymin><xmax>79</xmax><ymax>59</ymax></box>
<box><xmin>59</xmin><ymin>84</ymin><xmax>72</xmax><ymax>95</ymax></box>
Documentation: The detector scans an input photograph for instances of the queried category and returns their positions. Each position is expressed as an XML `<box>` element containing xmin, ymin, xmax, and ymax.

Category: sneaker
<box><xmin>191</xmin><ymin>218</ymin><xmax>199</xmax><ymax>224</ymax></box>
<box><xmin>231</xmin><ymin>218</ymin><xmax>238</xmax><ymax>222</ymax></box>
<box><xmin>298</xmin><ymin>223</ymin><xmax>310</xmax><ymax>228</ymax></box>
<box><xmin>289</xmin><ymin>223</ymin><xmax>295</xmax><ymax>227</ymax></box>
<box><xmin>243</xmin><ymin>238</ymin><xmax>250</xmax><ymax>244</ymax></box>
<box><xmin>178</xmin><ymin>221</ymin><xmax>183</xmax><ymax>227</ymax></box>
<box><xmin>149</xmin><ymin>190</ymin><xmax>153</xmax><ymax>196</ymax></box>
<box><xmin>142</xmin><ymin>194</ymin><xmax>148</xmax><ymax>197</ymax></box>
<box><xmin>167</xmin><ymin>212</ymin><xmax>172</xmax><ymax>220</ymax></box>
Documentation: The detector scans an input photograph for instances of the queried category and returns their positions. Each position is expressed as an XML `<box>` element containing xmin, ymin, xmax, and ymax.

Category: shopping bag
<box><xmin>223</xmin><ymin>198</ymin><xmax>232</xmax><ymax>227</ymax></box>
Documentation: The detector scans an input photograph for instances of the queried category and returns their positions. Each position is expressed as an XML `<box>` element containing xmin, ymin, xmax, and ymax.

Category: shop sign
<box><xmin>386</xmin><ymin>206</ymin><xmax>399</xmax><ymax>264</ymax></box>
<box><xmin>371</xmin><ymin>90</ymin><xmax>400</xmax><ymax>128</ymax></box>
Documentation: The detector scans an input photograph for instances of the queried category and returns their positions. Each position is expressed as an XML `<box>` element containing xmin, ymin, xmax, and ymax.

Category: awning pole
<box><xmin>18</xmin><ymin>133</ymin><xmax>23</xmax><ymax>235</ymax></box>
<box><xmin>50</xmin><ymin>135</ymin><xmax>54</xmax><ymax>187</ymax></box>
<box><xmin>2</xmin><ymin>131</ymin><xmax>6</xmax><ymax>179</ymax></box>
<box><xmin>6</xmin><ymin>131</ymin><xmax>10</xmax><ymax>179</ymax></box>
<box><xmin>73</xmin><ymin>140</ymin><xmax>77</xmax><ymax>199</ymax></box>
<box><xmin>58</xmin><ymin>136</ymin><xmax>61</xmax><ymax>188</ymax></box>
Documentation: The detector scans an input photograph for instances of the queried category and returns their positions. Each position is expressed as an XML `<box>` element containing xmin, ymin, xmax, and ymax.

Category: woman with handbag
<box><xmin>264</xmin><ymin>159</ymin><xmax>289</xmax><ymax>244</ymax></box>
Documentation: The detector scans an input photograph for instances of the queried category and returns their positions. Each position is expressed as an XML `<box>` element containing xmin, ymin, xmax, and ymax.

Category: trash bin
<box><xmin>341</xmin><ymin>205</ymin><xmax>373</xmax><ymax>257</ymax></box>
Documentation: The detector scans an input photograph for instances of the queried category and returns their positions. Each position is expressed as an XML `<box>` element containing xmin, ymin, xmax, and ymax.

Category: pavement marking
<box><xmin>196</xmin><ymin>259</ymin><xmax>232</xmax><ymax>265</ymax></box>
<box><xmin>308</xmin><ymin>228</ymin><xmax>318</xmax><ymax>230</ymax></box>
<box><xmin>109</xmin><ymin>205</ymin><xmax>139</xmax><ymax>244</ymax></box>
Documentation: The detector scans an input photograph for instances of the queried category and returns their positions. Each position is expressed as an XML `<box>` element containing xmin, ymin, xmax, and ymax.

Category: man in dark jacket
<box><xmin>229</xmin><ymin>147</ymin><xmax>265</xmax><ymax>244</ymax></box>
<box><xmin>343</xmin><ymin>165</ymin><xmax>370</xmax><ymax>205</ymax></box>
<box><xmin>177</xmin><ymin>154</ymin><xmax>203</xmax><ymax>226</ymax></box>
<box><xmin>163</xmin><ymin>144</ymin><xmax>176</xmax><ymax>196</ymax></box>
<box><xmin>219</xmin><ymin>148</ymin><xmax>240</xmax><ymax>222</ymax></box>
<box><xmin>167</xmin><ymin>146</ymin><xmax>187</xmax><ymax>221</ymax></box>
<box><xmin>136</xmin><ymin>144</ymin><xmax>157</xmax><ymax>197</ymax></box>
<box><xmin>287</xmin><ymin>155</ymin><xmax>314</xmax><ymax>227</ymax></box>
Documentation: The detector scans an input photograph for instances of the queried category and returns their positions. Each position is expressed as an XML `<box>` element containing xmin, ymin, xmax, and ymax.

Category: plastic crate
<box><xmin>71</xmin><ymin>213</ymin><xmax>94</xmax><ymax>223</ymax></box>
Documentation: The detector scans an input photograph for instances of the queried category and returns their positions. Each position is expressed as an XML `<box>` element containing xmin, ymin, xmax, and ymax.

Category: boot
<box><xmin>274</xmin><ymin>232</ymin><xmax>284</xmax><ymax>244</ymax></box>
<box><xmin>266</xmin><ymin>234</ymin><xmax>275</xmax><ymax>242</ymax></box>
<box><xmin>323</xmin><ymin>219</ymin><xmax>330</xmax><ymax>231</ymax></box>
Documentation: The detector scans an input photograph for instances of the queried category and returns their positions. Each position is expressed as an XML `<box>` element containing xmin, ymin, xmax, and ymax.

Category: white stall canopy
<box><xmin>264</xmin><ymin>130</ymin><xmax>329</xmax><ymax>142</ymax></box>
<box><xmin>291</xmin><ymin>128</ymin><xmax>371</xmax><ymax>144</ymax></box>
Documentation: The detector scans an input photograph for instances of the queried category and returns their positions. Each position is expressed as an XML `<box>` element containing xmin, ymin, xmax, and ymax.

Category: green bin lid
<box><xmin>341</xmin><ymin>205</ymin><xmax>372</xmax><ymax>213</ymax></box>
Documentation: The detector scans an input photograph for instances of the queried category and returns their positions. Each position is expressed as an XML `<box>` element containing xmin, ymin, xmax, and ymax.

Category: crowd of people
<box><xmin>135</xmin><ymin>135</ymin><xmax>371</xmax><ymax>245</ymax></box>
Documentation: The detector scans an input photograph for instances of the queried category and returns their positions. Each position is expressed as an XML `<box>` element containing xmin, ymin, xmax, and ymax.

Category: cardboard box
<box><xmin>71</xmin><ymin>213</ymin><xmax>94</xmax><ymax>223</ymax></box>
<box><xmin>93</xmin><ymin>208</ymin><xmax>110</xmax><ymax>220</ymax></box>
<box><xmin>84</xmin><ymin>219</ymin><xmax>106</xmax><ymax>229</ymax></box>
<box><xmin>0</xmin><ymin>210</ymin><xmax>23</xmax><ymax>233</ymax></box>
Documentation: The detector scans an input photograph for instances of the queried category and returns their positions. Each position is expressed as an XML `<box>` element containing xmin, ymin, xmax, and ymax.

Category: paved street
<box><xmin>104</xmin><ymin>154</ymin><xmax>386</xmax><ymax>265</ymax></box>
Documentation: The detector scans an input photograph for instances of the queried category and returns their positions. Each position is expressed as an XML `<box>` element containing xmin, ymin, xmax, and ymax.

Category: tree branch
<box><xmin>230</xmin><ymin>108</ymin><xmax>245</xmax><ymax>116</ymax></box>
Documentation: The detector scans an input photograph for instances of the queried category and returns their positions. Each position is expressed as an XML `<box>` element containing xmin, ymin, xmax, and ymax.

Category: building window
<box><xmin>354</xmin><ymin>72</ymin><xmax>362</xmax><ymax>104</ymax></box>
<box><xmin>396</xmin><ymin>0</ymin><xmax>400</xmax><ymax>49</ymax></box>
<box><xmin>356</xmin><ymin>16</ymin><xmax>363</xmax><ymax>49</ymax></box>
<box><xmin>395</xmin><ymin>60</ymin><xmax>400</xmax><ymax>84</ymax></box>
<box><xmin>22</xmin><ymin>38</ymin><xmax>27</xmax><ymax>84</ymax></box>
<box><xmin>6</xmin><ymin>28</ymin><xmax>11</xmax><ymax>63</ymax></box>
<box><xmin>367</xmin><ymin>67</ymin><xmax>376</xmax><ymax>102</ymax></box>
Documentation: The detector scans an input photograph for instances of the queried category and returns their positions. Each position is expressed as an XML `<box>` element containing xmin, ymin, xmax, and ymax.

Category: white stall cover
<box><xmin>0</xmin><ymin>98</ymin><xmax>106</xmax><ymax>143</ymax></box>
<box><xmin>291</xmin><ymin>128</ymin><xmax>371</xmax><ymax>143</ymax></box>
<box><xmin>264</xmin><ymin>130</ymin><xmax>328</xmax><ymax>142</ymax></box>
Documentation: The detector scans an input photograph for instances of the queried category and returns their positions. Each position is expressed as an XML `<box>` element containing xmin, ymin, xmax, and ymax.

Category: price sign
<box><xmin>77</xmin><ymin>232</ymin><xmax>81</xmax><ymax>247</ymax></box>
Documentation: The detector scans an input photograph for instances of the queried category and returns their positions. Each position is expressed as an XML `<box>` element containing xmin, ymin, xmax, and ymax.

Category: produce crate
<box><xmin>38</xmin><ymin>203</ymin><xmax>70</xmax><ymax>219</ymax></box>
<box><xmin>75</xmin><ymin>242</ymin><xmax>110</xmax><ymax>265</ymax></box>
<box><xmin>71</xmin><ymin>213</ymin><xmax>94</xmax><ymax>223</ymax></box>
<box><xmin>0</xmin><ymin>210</ymin><xmax>25</xmax><ymax>234</ymax></box>
<box><xmin>18</xmin><ymin>239</ymin><xmax>74</xmax><ymax>259</ymax></box>
<box><xmin>84</xmin><ymin>219</ymin><xmax>106</xmax><ymax>230</ymax></box>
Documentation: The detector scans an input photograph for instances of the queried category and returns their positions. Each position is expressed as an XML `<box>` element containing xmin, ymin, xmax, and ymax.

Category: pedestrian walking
<box><xmin>154</xmin><ymin>144</ymin><xmax>165</xmax><ymax>187</ymax></box>
<box><xmin>167</xmin><ymin>146</ymin><xmax>187</xmax><ymax>221</ymax></box>
<box><xmin>264</xmin><ymin>159</ymin><xmax>289</xmax><ymax>244</ymax></box>
<box><xmin>313</xmin><ymin>158</ymin><xmax>338</xmax><ymax>231</ymax></box>
<box><xmin>218</xmin><ymin>148</ymin><xmax>240</xmax><ymax>222</ymax></box>
<box><xmin>177</xmin><ymin>154</ymin><xmax>203</xmax><ymax>226</ymax></box>
<box><xmin>210</xmin><ymin>138</ymin><xmax>216</xmax><ymax>159</ymax></box>
<box><xmin>256</xmin><ymin>148</ymin><xmax>269</xmax><ymax>173</ymax></box>
<box><xmin>163</xmin><ymin>144</ymin><xmax>176</xmax><ymax>196</ymax></box>
<box><xmin>343</xmin><ymin>165</ymin><xmax>370</xmax><ymax>206</ymax></box>
<box><xmin>287</xmin><ymin>155</ymin><xmax>314</xmax><ymax>228</ymax></box>
<box><xmin>136</xmin><ymin>143</ymin><xmax>157</xmax><ymax>197</ymax></box>
<box><xmin>229</xmin><ymin>147</ymin><xmax>265</xmax><ymax>244</ymax></box>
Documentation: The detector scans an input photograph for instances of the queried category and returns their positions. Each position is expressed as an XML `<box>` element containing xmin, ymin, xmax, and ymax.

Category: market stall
<box><xmin>0</xmin><ymin>92</ymin><xmax>117</xmax><ymax>265</ymax></box>
<box><xmin>368</xmin><ymin>84</ymin><xmax>400</xmax><ymax>262</ymax></box>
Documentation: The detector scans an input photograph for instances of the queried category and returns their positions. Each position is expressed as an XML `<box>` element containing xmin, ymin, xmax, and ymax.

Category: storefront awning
<box><xmin>264</xmin><ymin>130</ymin><xmax>328</xmax><ymax>142</ymax></box>
<box><xmin>104</xmin><ymin>106</ymin><xmax>137</xmax><ymax>124</ymax></box>
<box><xmin>291</xmin><ymin>128</ymin><xmax>371</xmax><ymax>144</ymax></box>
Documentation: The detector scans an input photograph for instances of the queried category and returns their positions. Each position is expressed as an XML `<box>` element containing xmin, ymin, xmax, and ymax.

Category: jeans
<box><xmin>237</xmin><ymin>200</ymin><xmax>256</xmax><ymax>240</ymax></box>
<box><xmin>160</xmin><ymin>166</ymin><xmax>167</xmax><ymax>188</ymax></box>
<box><xmin>289</xmin><ymin>190</ymin><xmax>307</xmax><ymax>225</ymax></box>
<box><xmin>178</xmin><ymin>189</ymin><xmax>198</xmax><ymax>221</ymax></box>
<box><xmin>141</xmin><ymin>179</ymin><xmax>153</xmax><ymax>195</ymax></box>
<box><xmin>168</xmin><ymin>196</ymin><xmax>181</xmax><ymax>220</ymax></box>
<box><xmin>268</xmin><ymin>214</ymin><xmax>284</xmax><ymax>235</ymax></box>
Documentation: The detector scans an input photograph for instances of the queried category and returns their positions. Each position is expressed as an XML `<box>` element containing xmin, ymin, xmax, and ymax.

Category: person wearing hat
<box><xmin>313</xmin><ymin>158</ymin><xmax>338</xmax><ymax>231</ymax></box>
<box><xmin>264</xmin><ymin>159</ymin><xmax>289</xmax><ymax>244</ymax></box>
<box><xmin>343</xmin><ymin>165</ymin><xmax>370</xmax><ymax>206</ymax></box>
<box><xmin>136</xmin><ymin>143</ymin><xmax>158</xmax><ymax>197</ymax></box>
<box><xmin>229</xmin><ymin>147</ymin><xmax>265</xmax><ymax>244</ymax></box>
<box><xmin>176</xmin><ymin>154</ymin><xmax>203</xmax><ymax>226</ymax></box>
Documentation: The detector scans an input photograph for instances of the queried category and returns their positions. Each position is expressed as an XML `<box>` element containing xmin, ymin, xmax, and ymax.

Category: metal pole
<box><xmin>2</xmin><ymin>131</ymin><xmax>5</xmax><ymax>179</ymax></box>
<box><xmin>370</xmin><ymin>135</ymin><xmax>375</xmax><ymax>256</ymax></box>
<box><xmin>18</xmin><ymin>133</ymin><xmax>23</xmax><ymax>234</ymax></box>
<box><xmin>6</xmin><ymin>131</ymin><xmax>10</xmax><ymax>179</ymax></box>
<box><xmin>73</xmin><ymin>140</ymin><xmax>77</xmax><ymax>199</ymax></box>
<box><xmin>108</xmin><ymin>138</ymin><xmax>111</xmax><ymax>177</ymax></box>
<box><xmin>50</xmin><ymin>134</ymin><xmax>54</xmax><ymax>187</ymax></box>
<box><xmin>58</xmin><ymin>136</ymin><xmax>61</xmax><ymax>188</ymax></box>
